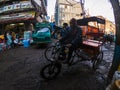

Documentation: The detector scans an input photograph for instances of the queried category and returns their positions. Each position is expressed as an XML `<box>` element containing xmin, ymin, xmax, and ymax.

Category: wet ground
<box><xmin>0</xmin><ymin>43</ymin><xmax>114</xmax><ymax>90</ymax></box>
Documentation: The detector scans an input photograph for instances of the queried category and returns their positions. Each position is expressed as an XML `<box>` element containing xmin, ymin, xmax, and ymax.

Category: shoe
<box><xmin>50</xmin><ymin>58</ymin><xmax>55</xmax><ymax>61</ymax></box>
<box><xmin>58</xmin><ymin>55</ymin><xmax>66</xmax><ymax>60</ymax></box>
<box><xmin>62</xmin><ymin>60</ymin><xmax>69</xmax><ymax>64</ymax></box>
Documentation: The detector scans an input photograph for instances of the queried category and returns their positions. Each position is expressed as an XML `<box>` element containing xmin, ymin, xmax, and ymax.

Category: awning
<box><xmin>0</xmin><ymin>11</ymin><xmax>35</xmax><ymax>24</ymax></box>
<box><xmin>0</xmin><ymin>18</ymin><xmax>34</xmax><ymax>24</ymax></box>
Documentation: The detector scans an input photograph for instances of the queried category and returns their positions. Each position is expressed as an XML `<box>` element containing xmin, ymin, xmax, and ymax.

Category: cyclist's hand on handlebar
<box><xmin>55</xmin><ymin>37</ymin><xmax>62</xmax><ymax>43</ymax></box>
<box><xmin>54</xmin><ymin>39</ymin><xmax>59</xmax><ymax>42</ymax></box>
<box><xmin>58</xmin><ymin>37</ymin><xmax>62</xmax><ymax>40</ymax></box>
<box><xmin>66</xmin><ymin>44</ymin><xmax>72</xmax><ymax>47</ymax></box>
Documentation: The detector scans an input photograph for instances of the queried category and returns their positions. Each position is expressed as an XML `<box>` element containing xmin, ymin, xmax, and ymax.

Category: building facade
<box><xmin>55</xmin><ymin>0</ymin><xmax>83</xmax><ymax>26</ymax></box>
<box><xmin>0</xmin><ymin>0</ymin><xmax>47</xmax><ymax>34</ymax></box>
<box><xmin>105</xmin><ymin>19</ymin><xmax>115</xmax><ymax>35</ymax></box>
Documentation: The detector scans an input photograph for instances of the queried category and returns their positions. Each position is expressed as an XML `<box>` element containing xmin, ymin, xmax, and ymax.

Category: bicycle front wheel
<box><xmin>40</xmin><ymin>63</ymin><xmax>61</xmax><ymax>80</ymax></box>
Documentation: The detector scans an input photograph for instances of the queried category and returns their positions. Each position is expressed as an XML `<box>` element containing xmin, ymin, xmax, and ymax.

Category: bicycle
<box><xmin>40</xmin><ymin>40</ymin><xmax>103</xmax><ymax>80</ymax></box>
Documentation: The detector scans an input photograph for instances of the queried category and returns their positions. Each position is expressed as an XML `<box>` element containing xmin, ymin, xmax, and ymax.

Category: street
<box><xmin>0</xmin><ymin>43</ymin><xmax>114</xmax><ymax>90</ymax></box>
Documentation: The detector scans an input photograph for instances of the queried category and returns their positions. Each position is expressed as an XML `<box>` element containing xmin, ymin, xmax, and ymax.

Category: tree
<box><xmin>107</xmin><ymin>0</ymin><xmax>120</xmax><ymax>85</ymax></box>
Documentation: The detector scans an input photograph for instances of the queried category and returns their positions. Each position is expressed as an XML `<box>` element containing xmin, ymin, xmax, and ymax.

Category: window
<box><xmin>59</xmin><ymin>5</ymin><xmax>64</xmax><ymax>8</ymax></box>
<box><xmin>76</xmin><ymin>14</ymin><xmax>80</xmax><ymax>16</ymax></box>
<box><xmin>65</xmin><ymin>5</ymin><xmax>67</xmax><ymax>8</ymax></box>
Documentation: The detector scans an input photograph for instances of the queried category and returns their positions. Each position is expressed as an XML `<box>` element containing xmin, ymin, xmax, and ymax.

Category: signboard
<box><xmin>0</xmin><ymin>7</ymin><xmax>3</xmax><ymax>13</ymax></box>
<box><xmin>0</xmin><ymin>11</ymin><xmax>35</xmax><ymax>23</ymax></box>
<box><xmin>21</xmin><ymin>1</ymin><xmax>33</xmax><ymax>9</ymax></box>
<box><xmin>0</xmin><ymin>0</ymin><xmax>4</xmax><ymax>2</ymax></box>
<box><xmin>0</xmin><ymin>1</ymin><xmax>33</xmax><ymax>13</ymax></box>
<box><xmin>4</xmin><ymin>5</ymin><xmax>13</xmax><ymax>11</ymax></box>
<box><xmin>0</xmin><ymin>0</ymin><xmax>9</xmax><ymax>2</ymax></box>
<box><xmin>13</xmin><ymin>3</ymin><xmax>21</xmax><ymax>9</ymax></box>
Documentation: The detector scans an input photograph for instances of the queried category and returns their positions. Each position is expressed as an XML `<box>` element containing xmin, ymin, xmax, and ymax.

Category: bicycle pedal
<box><xmin>50</xmin><ymin>58</ymin><xmax>55</xmax><ymax>61</ymax></box>
<box><xmin>62</xmin><ymin>60</ymin><xmax>69</xmax><ymax>64</ymax></box>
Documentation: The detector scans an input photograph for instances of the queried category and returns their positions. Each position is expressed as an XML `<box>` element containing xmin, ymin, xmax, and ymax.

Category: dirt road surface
<box><xmin>0</xmin><ymin>44</ymin><xmax>114</xmax><ymax>90</ymax></box>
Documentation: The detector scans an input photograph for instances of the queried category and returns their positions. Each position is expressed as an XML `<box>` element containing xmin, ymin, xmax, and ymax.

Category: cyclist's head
<box><xmin>63</xmin><ymin>23</ymin><xmax>68</xmax><ymax>28</ymax></box>
<box><xmin>70</xmin><ymin>18</ymin><xmax>77</xmax><ymax>27</ymax></box>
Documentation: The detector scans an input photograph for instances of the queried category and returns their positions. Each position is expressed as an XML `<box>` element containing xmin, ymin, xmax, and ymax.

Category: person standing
<box><xmin>6</xmin><ymin>32</ymin><xmax>12</xmax><ymax>49</ymax></box>
<box><xmin>4</xmin><ymin>31</ymin><xmax>7</xmax><ymax>44</ymax></box>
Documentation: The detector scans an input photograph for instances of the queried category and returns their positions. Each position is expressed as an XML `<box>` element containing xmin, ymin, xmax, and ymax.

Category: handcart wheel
<box><xmin>92</xmin><ymin>51</ymin><xmax>103</xmax><ymax>70</ymax></box>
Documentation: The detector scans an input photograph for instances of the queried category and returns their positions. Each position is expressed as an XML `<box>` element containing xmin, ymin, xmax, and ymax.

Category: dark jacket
<box><xmin>60</xmin><ymin>27</ymin><xmax>70</xmax><ymax>37</ymax></box>
<box><xmin>60</xmin><ymin>26</ymin><xmax>83</xmax><ymax>47</ymax></box>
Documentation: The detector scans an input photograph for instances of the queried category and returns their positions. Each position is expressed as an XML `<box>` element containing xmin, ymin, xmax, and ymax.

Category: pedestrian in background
<box><xmin>13</xmin><ymin>33</ymin><xmax>19</xmax><ymax>47</ymax></box>
<box><xmin>6</xmin><ymin>32</ymin><xmax>12</xmax><ymax>49</ymax></box>
<box><xmin>60</xmin><ymin>23</ymin><xmax>70</xmax><ymax>37</ymax></box>
<box><xmin>4</xmin><ymin>31</ymin><xmax>7</xmax><ymax>44</ymax></box>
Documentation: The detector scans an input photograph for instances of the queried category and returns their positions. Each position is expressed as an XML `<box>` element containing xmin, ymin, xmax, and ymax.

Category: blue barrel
<box><xmin>23</xmin><ymin>39</ymin><xmax>30</xmax><ymax>48</ymax></box>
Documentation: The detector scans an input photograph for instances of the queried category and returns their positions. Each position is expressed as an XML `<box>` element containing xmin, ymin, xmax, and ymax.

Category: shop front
<box><xmin>0</xmin><ymin>11</ymin><xmax>35</xmax><ymax>34</ymax></box>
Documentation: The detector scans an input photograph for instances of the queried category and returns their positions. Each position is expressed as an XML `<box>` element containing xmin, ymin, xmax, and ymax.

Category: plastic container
<box><xmin>24</xmin><ymin>31</ymin><xmax>32</xmax><ymax>40</ymax></box>
<box><xmin>23</xmin><ymin>39</ymin><xmax>30</xmax><ymax>48</ymax></box>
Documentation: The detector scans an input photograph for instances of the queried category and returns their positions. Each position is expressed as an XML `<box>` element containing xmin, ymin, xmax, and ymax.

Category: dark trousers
<box><xmin>67</xmin><ymin>45</ymin><xmax>75</xmax><ymax>62</ymax></box>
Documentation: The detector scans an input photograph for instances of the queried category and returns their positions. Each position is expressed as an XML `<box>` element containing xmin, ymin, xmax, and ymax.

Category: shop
<box><xmin>0</xmin><ymin>0</ymin><xmax>36</xmax><ymax>34</ymax></box>
<box><xmin>0</xmin><ymin>0</ymin><xmax>48</xmax><ymax>49</ymax></box>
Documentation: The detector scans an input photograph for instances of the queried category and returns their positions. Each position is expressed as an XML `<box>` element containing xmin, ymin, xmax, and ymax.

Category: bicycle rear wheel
<box><xmin>44</xmin><ymin>46</ymin><xmax>59</xmax><ymax>61</ymax></box>
<box><xmin>92</xmin><ymin>51</ymin><xmax>103</xmax><ymax>70</ymax></box>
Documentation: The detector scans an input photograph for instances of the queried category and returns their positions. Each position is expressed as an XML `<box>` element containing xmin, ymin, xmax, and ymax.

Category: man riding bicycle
<box><xmin>59</xmin><ymin>18</ymin><xmax>83</xmax><ymax>63</ymax></box>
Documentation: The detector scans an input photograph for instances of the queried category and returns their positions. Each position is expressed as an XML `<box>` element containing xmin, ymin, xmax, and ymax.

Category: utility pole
<box><xmin>107</xmin><ymin>0</ymin><xmax>120</xmax><ymax>85</ymax></box>
<box><xmin>80</xmin><ymin>0</ymin><xmax>85</xmax><ymax>18</ymax></box>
